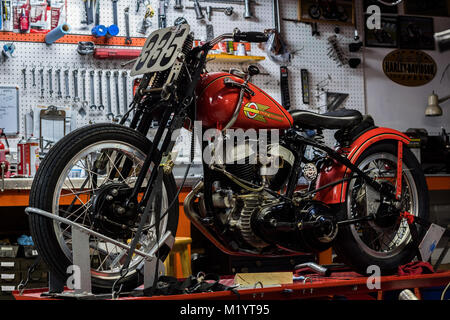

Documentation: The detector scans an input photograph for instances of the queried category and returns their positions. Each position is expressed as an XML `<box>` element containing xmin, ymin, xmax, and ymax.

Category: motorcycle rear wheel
<box><xmin>29</xmin><ymin>123</ymin><xmax>179</xmax><ymax>292</ymax></box>
<box><xmin>334</xmin><ymin>141</ymin><xmax>429</xmax><ymax>275</ymax></box>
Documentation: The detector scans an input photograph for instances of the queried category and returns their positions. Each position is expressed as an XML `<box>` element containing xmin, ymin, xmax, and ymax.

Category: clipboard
<box><xmin>39</xmin><ymin>106</ymin><xmax>66</xmax><ymax>151</ymax></box>
<box><xmin>0</xmin><ymin>86</ymin><xmax>20</xmax><ymax>136</ymax></box>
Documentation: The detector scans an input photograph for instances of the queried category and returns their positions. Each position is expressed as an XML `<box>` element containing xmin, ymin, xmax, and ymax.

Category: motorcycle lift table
<box><xmin>12</xmin><ymin>270</ymin><xmax>450</xmax><ymax>300</ymax></box>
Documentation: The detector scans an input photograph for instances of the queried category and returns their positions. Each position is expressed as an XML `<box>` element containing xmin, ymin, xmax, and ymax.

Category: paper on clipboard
<box><xmin>0</xmin><ymin>86</ymin><xmax>19</xmax><ymax>135</ymax></box>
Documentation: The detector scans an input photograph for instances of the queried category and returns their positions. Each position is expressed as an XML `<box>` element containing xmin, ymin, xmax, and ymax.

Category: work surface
<box><xmin>13</xmin><ymin>271</ymin><xmax>450</xmax><ymax>300</ymax></box>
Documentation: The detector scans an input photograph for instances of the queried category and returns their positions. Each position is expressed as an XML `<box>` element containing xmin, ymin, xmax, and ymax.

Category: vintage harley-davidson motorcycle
<box><xmin>29</xmin><ymin>25</ymin><xmax>428</xmax><ymax>292</ymax></box>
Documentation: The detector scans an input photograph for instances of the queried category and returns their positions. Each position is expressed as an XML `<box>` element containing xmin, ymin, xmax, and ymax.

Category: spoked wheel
<box><xmin>334</xmin><ymin>142</ymin><xmax>429</xmax><ymax>275</ymax></box>
<box><xmin>29</xmin><ymin>124</ymin><xmax>179</xmax><ymax>292</ymax></box>
<box><xmin>308</xmin><ymin>5</ymin><xmax>322</xmax><ymax>20</ymax></box>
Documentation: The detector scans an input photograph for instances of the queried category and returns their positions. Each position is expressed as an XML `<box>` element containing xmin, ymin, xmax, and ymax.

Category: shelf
<box><xmin>206</xmin><ymin>54</ymin><xmax>265</xmax><ymax>63</ymax></box>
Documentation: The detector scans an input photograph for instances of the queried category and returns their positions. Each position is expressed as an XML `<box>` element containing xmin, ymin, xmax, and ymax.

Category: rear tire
<box><xmin>29</xmin><ymin>123</ymin><xmax>179</xmax><ymax>292</ymax></box>
<box><xmin>333</xmin><ymin>141</ymin><xmax>429</xmax><ymax>275</ymax></box>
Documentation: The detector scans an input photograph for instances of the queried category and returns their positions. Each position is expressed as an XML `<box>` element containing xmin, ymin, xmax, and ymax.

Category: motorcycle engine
<box><xmin>209</xmin><ymin>142</ymin><xmax>337</xmax><ymax>252</ymax></box>
<box><xmin>209</xmin><ymin>142</ymin><xmax>294</xmax><ymax>250</ymax></box>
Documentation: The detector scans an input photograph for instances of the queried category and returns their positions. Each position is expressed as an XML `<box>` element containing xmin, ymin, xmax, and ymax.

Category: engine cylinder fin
<box><xmin>237</xmin><ymin>194</ymin><xmax>269</xmax><ymax>249</ymax></box>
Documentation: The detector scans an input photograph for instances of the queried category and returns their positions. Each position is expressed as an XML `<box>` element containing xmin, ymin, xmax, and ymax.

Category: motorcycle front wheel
<box><xmin>29</xmin><ymin>123</ymin><xmax>179</xmax><ymax>292</ymax></box>
<box><xmin>334</xmin><ymin>141</ymin><xmax>429</xmax><ymax>275</ymax></box>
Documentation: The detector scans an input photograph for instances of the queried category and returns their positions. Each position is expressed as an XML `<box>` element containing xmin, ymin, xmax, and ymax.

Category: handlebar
<box><xmin>208</xmin><ymin>28</ymin><xmax>268</xmax><ymax>47</ymax></box>
<box><xmin>232</xmin><ymin>30</ymin><xmax>269</xmax><ymax>43</ymax></box>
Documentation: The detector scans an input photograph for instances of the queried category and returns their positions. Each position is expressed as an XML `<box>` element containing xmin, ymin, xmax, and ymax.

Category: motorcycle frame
<box><xmin>109</xmin><ymin>38</ymin><xmax>407</xmax><ymax>242</ymax></box>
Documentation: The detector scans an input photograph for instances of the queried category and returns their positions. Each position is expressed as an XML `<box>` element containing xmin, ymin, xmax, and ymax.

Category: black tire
<box><xmin>29</xmin><ymin>123</ymin><xmax>179</xmax><ymax>292</ymax></box>
<box><xmin>333</xmin><ymin>141</ymin><xmax>429</xmax><ymax>275</ymax></box>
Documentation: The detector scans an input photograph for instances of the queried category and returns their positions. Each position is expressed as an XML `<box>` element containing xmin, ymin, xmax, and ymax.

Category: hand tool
<box><xmin>82</xmin><ymin>0</ymin><xmax>94</xmax><ymax>25</ymax></box>
<box><xmin>124</xmin><ymin>7</ymin><xmax>132</xmax><ymax>45</ymax></box>
<box><xmin>158</xmin><ymin>0</ymin><xmax>168</xmax><ymax>28</ymax></box>
<box><xmin>188</xmin><ymin>0</ymin><xmax>251</xmax><ymax>18</ymax></box>
<box><xmin>244</xmin><ymin>0</ymin><xmax>251</xmax><ymax>19</ymax></box>
<box><xmin>138</xmin><ymin>4</ymin><xmax>154</xmax><ymax>34</ymax></box>
<box><xmin>77</xmin><ymin>41</ymin><xmax>95</xmax><ymax>55</ymax></box>
<box><xmin>56</xmin><ymin>69</ymin><xmax>62</xmax><ymax>99</ymax></box>
<box><xmin>206</xmin><ymin>24</ymin><xmax>214</xmax><ymax>41</ymax></box>
<box><xmin>301</xmin><ymin>69</ymin><xmax>310</xmax><ymax>105</ymax></box>
<box><xmin>105</xmin><ymin>71</ymin><xmax>114</xmax><ymax>120</ymax></box>
<box><xmin>122</xmin><ymin>71</ymin><xmax>128</xmax><ymax>113</ymax></box>
<box><xmin>97</xmin><ymin>70</ymin><xmax>105</xmax><ymax>111</ymax></box>
<box><xmin>21</xmin><ymin>67</ymin><xmax>27</xmax><ymax>90</ymax></box>
<box><xmin>64</xmin><ymin>69</ymin><xmax>71</xmax><ymax>100</ymax></box>
<box><xmin>94</xmin><ymin>48</ymin><xmax>141</xmax><ymax>60</ymax></box>
<box><xmin>186</xmin><ymin>3</ymin><xmax>233</xmax><ymax>21</ymax></box>
<box><xmin>111</xmin><ymin>0</ymin><xmax>119</xmax><ymax>26</ymax></box>
<box><xmin>136</xmin><ymin>0</ymin><xmax>147</xmax><ymax>12</ymax></box>
<box><xmin>280</xmin><ymin>66</ymin><xmax>290</xmax><ymax>110</ymax></box>
<box><xmin>39</xmin><ymin>68</ymin><xmax>44</xmax><ymax>99</ymax></box>
<box><xmin>48</xmin><ymin>68</ymin><xmax>53</xmax><ymax>97</ymax></box>
<box><xmin>80</xmin><ymin>70</ymin><xmax>88</xmax><ymax>116</ymax></box>
<box><xmin>73</xmin><ymin>70</ymin><xmax>80</xmax><ymax>102</ymax></box>
<box><xmin>94</xmin><ymin>0</ymin><xmax>100</xmax><ymax>26</ymax></box>
<box><xmin>113</xmin><ymin>71</ymin><xmax>121</xmax><ymax>120</ymax></box>
<box><xmin>89</xmin><ymin>70</ymin><xmax>97</xmax><ymax>110</ymax></box>
<box><xmin>174</xmin><ymin>0</ymin><xmax>183</xmax><ymax>10</ymax></box>
<box><xmin>31</xmin><ymin>67</ymin><xmax>36</xmax><ymax>87</ymax></box>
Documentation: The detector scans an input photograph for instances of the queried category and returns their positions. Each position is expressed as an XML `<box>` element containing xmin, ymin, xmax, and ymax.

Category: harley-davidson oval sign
<box><xmin>383</xmin><ymin>50</ymin><xmax>437</xmax><ymax>87</ymax></box>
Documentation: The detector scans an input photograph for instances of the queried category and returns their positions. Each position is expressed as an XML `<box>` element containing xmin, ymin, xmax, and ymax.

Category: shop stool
<box><xmin>164</xmin><ymin>237</ymin><xmax>192</xmax><ymax>278</ymax></box>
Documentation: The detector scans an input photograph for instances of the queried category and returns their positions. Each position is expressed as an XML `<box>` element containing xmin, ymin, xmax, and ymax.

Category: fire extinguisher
<box><xmin>0</xmin><ymin>129</ymin><xmax>10</xmax><ymax>191</ymax></box>
<box><xmin>17</xmin><ymin>136</ymin><xmax>28</xmax><ymax>177</ymax></box>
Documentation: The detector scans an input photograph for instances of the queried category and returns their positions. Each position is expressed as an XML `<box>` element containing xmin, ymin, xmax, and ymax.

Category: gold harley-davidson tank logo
<box><xmin>243</xmin><ymin>103</ymin><xmax>284</xmax><ymax>123</ymax></box>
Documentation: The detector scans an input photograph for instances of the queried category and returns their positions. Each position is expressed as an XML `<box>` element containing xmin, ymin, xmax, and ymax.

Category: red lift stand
<box><xmin>13</xmin><ymin>270</ymin><xmax>450</xmax><ymax>300</ymax></box>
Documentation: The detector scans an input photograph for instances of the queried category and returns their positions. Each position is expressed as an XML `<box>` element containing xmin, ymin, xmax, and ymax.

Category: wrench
<box><xmin>124</xmin><ymin>7</ymin><xmax>132</xmax><ymax>45</ymax></box>
<box><xmin>80</xmin><ymin>70</ymin><xmax>88</xmax><ymax>116</ymax></box>
<box><xmin>73</xmin><ymin>70</ymin><xmax>80</xmax><ymax>102</ymax></box>
<box><xmin>48</xmin><ymin>68</ymin><xmax>53</xmax><ymax>97</ymax></box>
<box><xmin>113</xmin><ymin>71</ymin><xmax>121</xmax><ymax>120</ymax></box>
<box><xmin>31</xmin><ymin>67</ymin><xmax>36</xmax><ymax>87</ymax></box>
<box><xmin>97</xmin><ymin>70</ymin><xmax>105</xmax><ymax>111</ymax></box>
<box><xmin>39</xmin><ymin>68</ymin><xmax>45</xmax><ymax>99</ymax></box>
<box><xmin>122</xmin><ymin>71</ymin><xmax>128</xmax><ymax>113</ymax></box>
<box><xmin>89</xmin><ymin>70</ymin><xmax>97</xmax><ymax>110</ymax></box>
<box><xmin>105</xmin><ymin>71</ymin><xmax>114</xmax><ymax>120</ymax></box>
<box><xmin>64</xmin><ymin>69</ymin><xmax>71</xmax><ymax>100</ymax></box>
<box><xmin>111</xmin><ymin>0</ymin><xmax>118</xmax><ymax>26</ymax></box>
<box><xmin>22</xmin><ymin>68</ymin><xmax>27</xmax><ymax>90</ymax></box>
<box><xmin>56</xmin><ymin>69</ymin><xmax>62</xmax><ymax>99</ymax></box>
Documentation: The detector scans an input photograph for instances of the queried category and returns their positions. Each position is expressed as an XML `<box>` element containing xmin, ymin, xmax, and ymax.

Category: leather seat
<box><xmin>289</xmin><ymin>109</ymin><xmax>363</xmax><ymax>130</ymax></box>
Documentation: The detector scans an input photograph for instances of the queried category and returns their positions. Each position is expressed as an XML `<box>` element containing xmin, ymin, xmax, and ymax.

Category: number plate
<box><xmin>131</xmin><ymin>25</ymin><xmax>190</xmax><ymax>77</ymax></box>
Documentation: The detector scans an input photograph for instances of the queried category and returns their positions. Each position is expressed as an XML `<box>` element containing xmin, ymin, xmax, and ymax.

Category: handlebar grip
<box><xmin>233</xmin><ymin>31</ymin><xmax>268</xmax><ymax>43</ymax></box>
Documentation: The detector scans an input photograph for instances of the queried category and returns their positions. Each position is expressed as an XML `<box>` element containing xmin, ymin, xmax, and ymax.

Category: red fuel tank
<box><xmin>196</xmin><ymin>72</ymin><xmax>293</xmax><ymax>130</ymax></box>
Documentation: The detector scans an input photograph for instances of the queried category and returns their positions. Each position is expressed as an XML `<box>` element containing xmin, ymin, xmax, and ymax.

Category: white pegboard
<box><xmin>1</xmin><ymin>0</ymin><xmax>366</xmax><ymax>149</ymax></box>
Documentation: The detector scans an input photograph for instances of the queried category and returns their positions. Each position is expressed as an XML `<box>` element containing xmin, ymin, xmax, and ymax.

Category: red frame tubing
<box><xmin>315</xmin><ymin>128</ymin><xmax>410</xmax><ymax>204</ymax></box>
<box><xmin>396</xmin><ymin>141</ymin><xmax>403</xmax><ymax>200</ymax></box>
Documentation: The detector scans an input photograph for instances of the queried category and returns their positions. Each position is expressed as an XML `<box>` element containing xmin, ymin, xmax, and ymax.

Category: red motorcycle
<box><xmin>29</xmin><ymin>26</ymin><xmax>428</xmax><ymax>292</ymax></box>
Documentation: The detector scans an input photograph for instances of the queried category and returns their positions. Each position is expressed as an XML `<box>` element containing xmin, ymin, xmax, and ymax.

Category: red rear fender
<box><xmin>315</xmin><ymin>128</ymin><xmax>410</xmax><ymax>204</ymax></box>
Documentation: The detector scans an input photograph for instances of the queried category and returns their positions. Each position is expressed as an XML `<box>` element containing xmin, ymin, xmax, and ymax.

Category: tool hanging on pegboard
<box><xmin>280</xmin><ymin>66</ymin><xmax>291</xmax><ymax>110</ymax></box>
<box><xmin>188</xmin><ymin>0</ymin><xmax>253</xmax><ymax>19</ymax></box>
<box><xmin>301</xmin><ymin>69</ymin><xmax>310</xmax><ymax>105</ymax></box>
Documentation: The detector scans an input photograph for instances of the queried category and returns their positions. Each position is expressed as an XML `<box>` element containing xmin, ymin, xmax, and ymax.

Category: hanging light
<box><xmin>426</xmin><ymin>91</ymin><xmax>450</xmax><ymax>117</ymax></box>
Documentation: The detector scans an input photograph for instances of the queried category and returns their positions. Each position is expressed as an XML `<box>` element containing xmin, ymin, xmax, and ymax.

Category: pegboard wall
<box><xmin>0</xmin><ymin>0</ymin><xmax>366</xmax><ymax>150</ymax></box>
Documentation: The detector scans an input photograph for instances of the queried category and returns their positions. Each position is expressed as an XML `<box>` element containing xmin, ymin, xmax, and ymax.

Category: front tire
<box><xmin>29</xmin><ymin>123</ymin><xmax>179</xmax><ymax>292</ymax></box>
<box><xmin>333</xmin><ymin>141</ymin><xmax>429</xmax><ymax>275</ymax></box>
